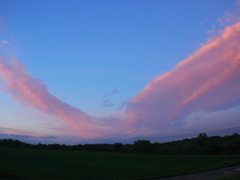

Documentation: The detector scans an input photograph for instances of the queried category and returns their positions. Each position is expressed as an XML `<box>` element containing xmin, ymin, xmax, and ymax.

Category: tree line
<box><xmin>0</xmin><ymin>133</ymin><xmax>240</xmax><ymax>155</ymax></box>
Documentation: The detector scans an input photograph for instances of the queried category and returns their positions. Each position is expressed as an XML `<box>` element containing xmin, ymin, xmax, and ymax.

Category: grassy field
<box><xmin>0</xmin><ymin>147</ymin><xmax>240</xmax><ymax>180</ymax></box>
<box><xmin>218</xmin><ymin>174</ymin><xmax>240</xmax><ymax>180</ymax></box>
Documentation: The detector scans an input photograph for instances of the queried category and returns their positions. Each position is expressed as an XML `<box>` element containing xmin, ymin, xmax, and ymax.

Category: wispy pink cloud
<box><xmin>0</xmin><ymin>56</ymin><xmax>103</xmax><ymax>138</ymax></box>
<box><xmin>124</xmin><ymin>22</ymin><xmax>240</xmax><ymax>135</ymax></box>
<box><xmin>0</xmin><ymin>40</ymin><xmax>9</xmax><ymax>48</ymax></box>
<box><xmin>217</xmin><ymin>7</ymin><xmax>240</xmax><ymax>27</ymax></box>
<box><xmin>0</xmin><ymin>126</ymin><xmax>46</xmax><ymax>137</ymax></box>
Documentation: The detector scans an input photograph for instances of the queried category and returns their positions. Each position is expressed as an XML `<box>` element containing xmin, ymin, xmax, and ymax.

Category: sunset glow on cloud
<box><xmin>1</xmin><ymin>22</ymin><xmax>240</xmax><ymax>139</ymax></box>
<box><xmin>0</xmin><ymin>126</ymin><xmax>46</xmax><ymax>137</ymax></box>
<box><xmin>125</xmin><ymin>22</ymin><xmax>240</xmax><ymax>135</ymax></box>
<box><xmin>0</xmin><ymin>1</ymin><xmax>239</xmax><ymax>143</ymax></box>
<box><xmin>0</xmin><ymin>57</ymin><xmax>101</xmax><ymax>138</ymax></box>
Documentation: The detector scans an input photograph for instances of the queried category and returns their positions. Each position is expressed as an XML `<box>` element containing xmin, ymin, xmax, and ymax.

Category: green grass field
<box><xmin>218</xmin><ymin>174</ymin><xmax>240</xmax><ymax>180</ymax></box>
<box><xmin>0</xmin><ymin>147</ymin><xmax>240</xmax><ymax>180</ymax></box>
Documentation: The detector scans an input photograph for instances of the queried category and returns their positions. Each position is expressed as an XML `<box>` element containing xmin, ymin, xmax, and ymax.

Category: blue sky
<box><xmin>0</xmin><ymin>0</ymin><xmax>240</xmax><ymax>144</ymax></box>
<box><xmin>1</xmin><ymin>0</ymin><xmax>235</xmax><ymax>113</ymax></box>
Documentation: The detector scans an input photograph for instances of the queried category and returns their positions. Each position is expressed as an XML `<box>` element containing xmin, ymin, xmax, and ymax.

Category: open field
<box><xmin>159</xmin><ymin>165</ymin><xmax>240</xmax><ymax>180</ymax></box>
<box><xmin>0</xmin><ymin>147</ymin><xmax>240</xmax><ymax>180</ymax></box>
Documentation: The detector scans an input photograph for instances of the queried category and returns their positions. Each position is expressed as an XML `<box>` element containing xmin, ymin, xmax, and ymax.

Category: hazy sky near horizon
<box><xmin>0</xmin><ymin>0</ymin><xmax>240</xmax><ymax>143</ymax></box>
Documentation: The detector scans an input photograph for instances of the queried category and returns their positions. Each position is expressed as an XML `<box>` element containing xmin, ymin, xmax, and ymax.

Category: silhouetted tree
<box><xmin>134</xmin><ymin>140</ymin><xmax>152</xmax><ymax>152</ymax></box>
<box><xmin>113</xmin><ymin>143</ymin><xmax>123</xmax><ymax>152</ymax></box>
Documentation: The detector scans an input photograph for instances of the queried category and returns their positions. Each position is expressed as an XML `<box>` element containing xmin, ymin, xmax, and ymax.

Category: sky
<box><xmin>0</xmin><ymin>0</ymin><xmax>240</xmax><ymax>144</ymax></box>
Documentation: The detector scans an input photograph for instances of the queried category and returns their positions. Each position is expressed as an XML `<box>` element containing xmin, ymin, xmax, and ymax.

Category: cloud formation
<box><xmin>0</xmin><ymin>127</ymin><xmax>57</xmax><ymax>144</ymax></box>
<box><xmin>0</xmin><ymin>40</ymin><xmax>9</xmax><ymax>48</ymax></box>
<box><xmin>102</xmin><ymin>99</ymin><xmax>115</xmax><ymax>107</ymax></box>
<box><xmin>0</xmin><ymin>57</ymin><xmax>102</xmax><ymax>138</ymax></box>
<box><xmin>217</xmin><ymin>5</ymin><xmax>240</xmax><ymax>27</ymax></box>
<box><xmin>102</xmin><ymin>89</ymin><xmax>120</xmax><ymax>108</ymax></box>
<box><xmin>104</xmin><ymin>89</ymin><xmax>119</xmax><ymax>98</ymax></box>
<box><xmin>0</xmin><ymin>126</ymin><xmax>47</xmax><ymax>137</ymax></box>
<box><xmin>1</xmin><ymin>23</ymin><xmax>240</xmax><ymax>141</ymax></box>
<box><xmin>124</xmin><ymin>22</ymin><xmax>240</xmax><ymax>135</ymax></box>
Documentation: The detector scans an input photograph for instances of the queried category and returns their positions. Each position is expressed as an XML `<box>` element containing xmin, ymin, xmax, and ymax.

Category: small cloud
<box><xmin>0</xmin><ymin>134</ymin><xmax>32</xmax><ymax>139</ymax></box>
<box><xmin>1</xmin><ymin>40</ymin><xmax>9</xmax><ymax>44</ymax></box>
<box><xmin>102</xmin><ymin>100</ymin><xmax>114</xmax><ymax>107</ymax></box>
<box><xmin>104</xmin><ymin>89</ymin><xmax>119</xmax><ymax>98</ymax></box>
<box><xmin>0</xmin><ymin>133</ymin><xmax>56</xmax><ymax>139</ymax></box>
<box><xmin>216</xmin><ymin>5</ymin><xmax>240</xmax><ymax>27</ymax></box>
<box><xmin>199</xmin><ymin>20</ymin><xmax>206</xmax><ymax>25</ymax></box>
<box><xmin>102</xmin><ymin>89</ymin><xmax>120</xmax><ymax>108</ymax></box>
<box><xmin>0</xmin><ymin>126</ymin><xmax>47</xmax><ymax>137</ymax></box>
<box><xmin>238</xmin><ymin>0</ymin><xmax>240</xmax><ymax>6</ymax></box>
<box><xmin>0</xmin><ymin>40</ymin><xmax>10</xmax><ymax>48</ymax></box>
<box><xmin>206</xmin><ymin>30</ymin><xmax>216</xmax><ymax>34</ymax></box>
<box><xmin>117</xmin><ymin>100</ymin><xmax>129</xmax><ymax>111</ymax></box>
<box><xmin>42</xmin><ymin>136</ymin><xmax>56</xmax><ymax>139</ymax></box>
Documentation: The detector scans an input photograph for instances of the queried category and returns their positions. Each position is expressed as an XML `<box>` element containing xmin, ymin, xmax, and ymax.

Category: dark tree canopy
<box><xmin>1</xmin><ymin>133</ymin><xmax>240</xmax><ymax>155</ymax></box>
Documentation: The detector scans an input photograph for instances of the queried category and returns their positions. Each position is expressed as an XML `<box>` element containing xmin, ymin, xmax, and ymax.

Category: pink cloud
<box><xmin>216</xmin><ymin>1</ymin><xmax>240</xmax><ymax>28</ymax></box>
<box><xmin>124</xmin><ymin>22</ymin><xmax>240</xmax><ymax>135</ymax></box>
<box><xmin>0</xmin><ymin>56</ymin><xmax>103</xmax><ymax>138</ymax></box>
<box><xmin>0</xmin><ymin>40</ymin><xmax>10</xmax><ymax>49</ymax></box>
<box><xmin>217</xmin><ymin>11</ymin><xmax>240</xmax><ymax>27</ymax></box>
<box><xmin>1</xmin><ymin>23</ymin><xmax>240</xmax><ymax>140</ymax></box>
<box><xmin>0</xmin><ymin>126</ymin><xmax>46</xmax><ymax>137</ymax></box>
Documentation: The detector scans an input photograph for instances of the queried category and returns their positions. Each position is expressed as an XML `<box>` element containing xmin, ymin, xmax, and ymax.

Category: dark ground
<box><xmin>0</xmin><ymin>171</ymin><xmax>24</xmax><ymax>180</ymax></box>
<box><xmin>156</xmin><ymin>165</ymin><xmax>240</xmax><ymax>180</ymax></box>
<box><xmin>1</xmin><ymin>165</ymin><xmax>240</xmax><ymax>180</ymax></box>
